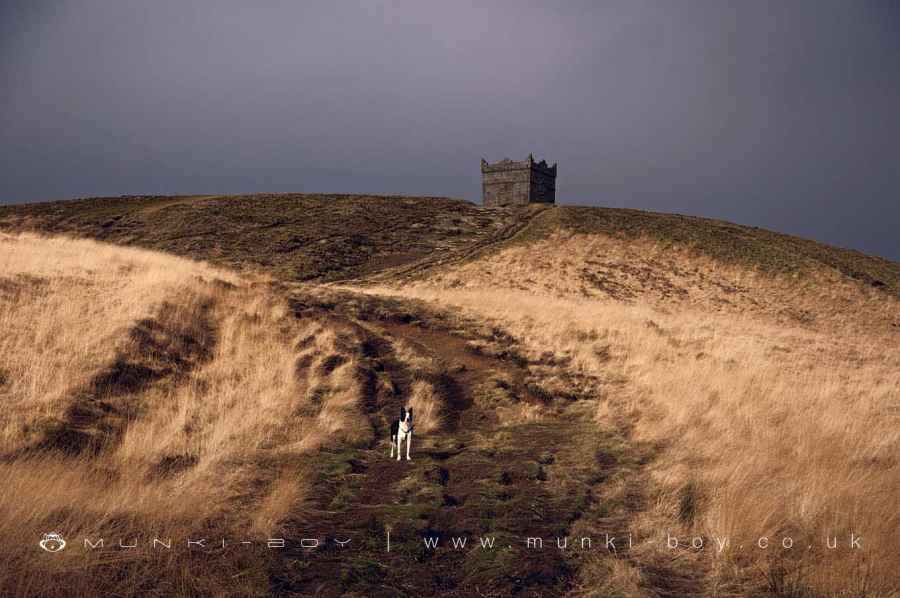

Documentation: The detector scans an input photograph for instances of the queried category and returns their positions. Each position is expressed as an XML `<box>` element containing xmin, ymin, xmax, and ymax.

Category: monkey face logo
<box><xmin>39</xmin><ymin>532</ymin><xmax>66</xmax><ymax>553</ymax></box>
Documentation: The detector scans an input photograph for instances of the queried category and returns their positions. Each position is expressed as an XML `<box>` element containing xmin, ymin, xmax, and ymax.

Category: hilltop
<box><xmin>1</xmin><ymin>193</ymin><xmax>897</xmax><ymax>295</ymax></box>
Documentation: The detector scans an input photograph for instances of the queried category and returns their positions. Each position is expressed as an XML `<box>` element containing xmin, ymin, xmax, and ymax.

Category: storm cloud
<box><xmin>2</xmin><ymin>1</ymin><xmax>898</xmax><ymax>259</ymax></box>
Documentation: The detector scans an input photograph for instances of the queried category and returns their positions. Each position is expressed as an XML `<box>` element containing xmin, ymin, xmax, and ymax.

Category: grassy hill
<box><xmin>0</xmin><ymin>194</ymin><xmax>533</xmax><ymax>282</ymax></box>
<box><xmin>527</xmin><ymin>206</ymin><xmax>900</xmax><ymax>295</ymax></box>
<box><xmin>0</xmin><ymin>195</ymin><xmax>898</xmax><ymax>596</ymax></box>
<box><xmin>2</xmin><ymin>194</ymin><xmax>897</xmax><ymax>295</ymax></box>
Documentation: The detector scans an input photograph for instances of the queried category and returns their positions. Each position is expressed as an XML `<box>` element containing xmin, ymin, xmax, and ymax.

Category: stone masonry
<box><xmin>481</xmin><ymin>154</ymin><xmax>557</xmax><ymax>206</ymax></box>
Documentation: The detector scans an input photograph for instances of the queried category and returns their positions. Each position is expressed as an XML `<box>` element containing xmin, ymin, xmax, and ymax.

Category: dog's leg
<box><xmin>390</xmin><ymin>434</ymin><xmax>395</xmax><ymax>458</ymax></box>
<box><xmin>406</xmin><ymin>431</ymin><xmax>412</xmax><ymax>461</ymax></box>
<box><xmin>397</xmin><ymin>433</ymin><xmax>402</xmax><ymax>461</ymax></box>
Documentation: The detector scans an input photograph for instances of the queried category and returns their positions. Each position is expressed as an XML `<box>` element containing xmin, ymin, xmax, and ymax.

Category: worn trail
<box><xmin>265</xmin><ymin>290</ymin><xmax>650</xmax><ymax>597</ymax></box>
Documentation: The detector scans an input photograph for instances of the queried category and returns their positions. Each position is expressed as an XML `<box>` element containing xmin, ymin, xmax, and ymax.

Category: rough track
<box><xmin>348</xmin><ymin>204</ymin><xmax>552</xmax><ymax>285</ymax></box>
<box><xmin>263</xmin><ymin>289</ymin><xmax>678</xmax><ymax>597</ymax></box>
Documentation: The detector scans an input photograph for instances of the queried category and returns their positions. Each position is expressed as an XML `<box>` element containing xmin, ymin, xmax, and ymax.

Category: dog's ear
<box><xmin>400</xmin><ymin>406</ymin><xmax>406</xmax><ymax>419</ymax></box>
<box><xmin>407</xmin><ymin>407</ymin><xmax>413</xmax><ymax>417</ymax></box>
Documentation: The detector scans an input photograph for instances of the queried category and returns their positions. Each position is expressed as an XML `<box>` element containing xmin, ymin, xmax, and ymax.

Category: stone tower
<box><xmin>481</xmin><ymin>154</ymin><xmax>557</xmax><ymax>207</ymax></box>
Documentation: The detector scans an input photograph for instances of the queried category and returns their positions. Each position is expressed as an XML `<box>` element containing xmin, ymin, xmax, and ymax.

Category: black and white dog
<box><xmin>389</xmin><ymin>406</ymin><xmax>413</xmax><ymax>461</ymax></box>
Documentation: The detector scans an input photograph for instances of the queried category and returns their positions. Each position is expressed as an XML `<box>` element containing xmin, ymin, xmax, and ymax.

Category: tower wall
<box><xmin>528</xmin><ymin>166</ymin><xmax>556</xmax><ymax>204</ymax></box>
<box><xmin>481</xmin><ymin>155</ymin><xmax>556</xmax><ymax>206</ymax></box>
<box><xmin>482</xmin><ymin>163</ymin><xmax>531</xmax><ymax>206</ymax></box>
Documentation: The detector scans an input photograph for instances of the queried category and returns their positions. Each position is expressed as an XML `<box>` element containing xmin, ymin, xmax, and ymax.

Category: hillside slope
<box><xmin>0</xmin><ymin>194</ymin><xmax>539</xmax><ymax>282</ymax></box>
<box><xmin>526</xmin><ymin>206</ymin><xmax>900</xmax><ymax>294</ymax></box>
<box><xmin>1</xmin><ymin>195</ymin><xmax>898</xmax><ymax>596</ymax></box>
<box><xmin>0</xmin><ymin>232</ymin><xmax>642</xmax><ymax>596</ymax></box>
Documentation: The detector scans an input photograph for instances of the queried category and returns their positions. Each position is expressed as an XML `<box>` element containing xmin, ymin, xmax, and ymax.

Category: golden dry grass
<box><xmin>386</xmin><ymin>337</ymin><xmax>445</xmax><ymax>434</ymax></box>
<box><xmin>358</xmin><ymin>231</ymin><xmax>900</xmax><ymax>596</ymax></box>
<box><xmin>432</xmin><ymin>231</ymin><xmax>898</xmax><ymax>334</ymax></box>
<box><xmin>406</xmin><ymin>380</ymin><xmax>443</xmax><ymax>435</ymax></box>
<box><xmin>0</xmin><ymin>232</ymin><xmax>238</xmax><ymax>447</ymax></box>
<box><xmin>3</xmin><ymin>225</ymin><xmax>898</xmax><ymax>595</ymax></box>
<box><xmin>0</xmin><ymin>233</ymin><xmax>365</xmax><ymax>595</ymax></box>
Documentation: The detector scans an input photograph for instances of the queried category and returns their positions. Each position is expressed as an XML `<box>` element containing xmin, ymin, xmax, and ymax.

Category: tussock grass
<box><xmin>522</xmin><ymin>206</ymin><xmax>900</xmax><ymax>297</ymax></box>
<box><xmin>0</xmin><ymin>232</ymin><xmax>238</xmax><ymax>447</ymax></box>
<box><xmin>0</xmin><ymin>233</ymin><xmax>364</xmax><ymax>595</ymax></box>
<box><xmin>407</xmin><ymin>380</ymin><xmax>443</xmax><ymax>435</ymax></box>
<box><xmin>430</xmin><ymin>231</ymin><xmax>899</xmax><ymax>334</ymax></box>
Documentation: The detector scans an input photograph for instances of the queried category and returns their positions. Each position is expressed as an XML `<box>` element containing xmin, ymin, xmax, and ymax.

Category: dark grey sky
<box><xmin>2</xmin><ymin>1</ymin><xmax>899</xmax><ymax>260</ymax></box>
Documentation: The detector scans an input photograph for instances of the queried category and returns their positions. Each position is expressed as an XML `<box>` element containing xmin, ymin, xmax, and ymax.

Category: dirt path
<box><xmin>265</xmin><ymin>289</ymin><xmax>654</xmax><ymax>597</ymax></box>
<box><xmin>135</xmin><ymin>195</ymin><xmax>223</xmax><ymax>216</ymax></box>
